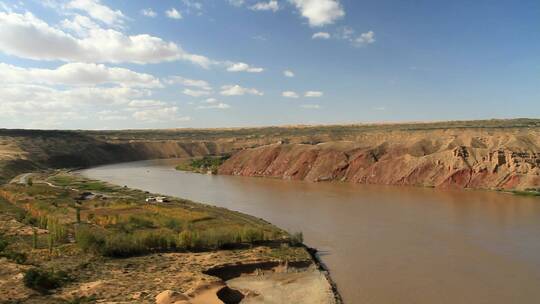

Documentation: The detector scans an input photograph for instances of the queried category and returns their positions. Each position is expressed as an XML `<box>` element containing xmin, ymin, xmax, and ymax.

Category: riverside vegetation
<box><xmin>175</xmin><ymin>155</ymin><xmax>231</xmax><ymax>175</ymax></box>
<box><xmin>0</xmin><ymin>171</ymin><xmax>321</xmax><ymax>303</ymax></box>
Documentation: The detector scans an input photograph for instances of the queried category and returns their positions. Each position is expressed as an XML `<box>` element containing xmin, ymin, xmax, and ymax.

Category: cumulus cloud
<box><xmin>141</xmin><ymin>8</ymin><xmax>157</xmax><ymax>18</ymax></box>
<box><xmin>0</xmin><ymin>12</ymin><xmax>212</xmax><ymax>66</ymax></box>
<box><xmin>220</xmin><ymin>85</ymin><xmax>263</xmax><ymax>96</ymax></box>
<box><xmin>0</xmin><ymin>84</ymin><xmax>150</xmax><ymax>108</ymax></box>
<box><xmin>305</xmin><ymin>91</ymin><xmax>323</xmax><ymax>97</ymax></box>
<box><xmin>61</xmin><ymin>14</ymin><xmax>99</xmax><ymax>35</ymax></box>
<box><xmin>97</xmin><ymin>110</ymin><xmax>127</xmax><ymax>121</ymax></box>
<box><xmin>166</xmin><ymin>8</ymin><xmax>182</xmax><ymax>19</ymax></box>
<box><xmin>132</xmin><ymin>106</ymin><xmax>190</xmax><ymax>122</ymax></box>
<box><xmin>166</xmin><ymin>76</ymin><xmax>211</xmax><ymax>90</ymax></box>
<box><xmin>282</xmin><ymin>91</ymin><xmax>299</xmax><ymax>98</ymax></box>
<box><xmin>335</xmin><ymin>27</ymin><xmax>376</xmax><ymax>47</ymax></box>
<box><xmin>250</xmin><ymin>1</ymin><xmax>279</xmax><ymax>12</ymax></box>
<box><xmin>197</xmin><ymin>102</ymin><xmax>230</xmax><ymax>109</ymax></box>
<box><xmin>355</xmin><ymin>30</ymin><xmax>375</xmax><ymax>46</ymax></box>
<box><xmin>183</xmin><ymin>88</ymin><xmax>212</xmax><ymax>97</ymax></box>
<box><xmin>226</xmin><ymin>62</ymin><xmax>264</xmax><ymax>73</ymax></box>
<box><xmin>128</xmin><ymin>99</ymin><xmax>166</xmax><ymax>107</ymax></box>
<box><xmin>228</xmin><ymin>0</ymin><xmax>245</xmax><ymax>7</ymax></box>
<box><xmin>182</xmin><ymin>0</ymin><xmax>203</xmax><ymax>11</ymax></box>
<box><xmin>196</xmin><ymin>98</ymin><xmax>230</xmax><ymax>109</ymax></box>
<box><xmin>0</xmin><ymin>62</ymin><xmax>162</xmax><ymax>88</ymax></box>
<box><xmin>283</xmin><ymin>70</ymin><xmax>295</xmax><ymax>77</ymax></box>
<box><xmin>66</xmin><ymin>0</ymin><xmax>126</xmax><ymax>27</ymax></box>
<box><xmin>300</xmin><ymin>104</ymin><xmax>321</xmax><ymax>109</ymax></box>
<box><xmin>289</xmin><ymin>0</ymin><xmax>344</xmax><ymax>27</ymax></box>
<box><xmin>312</xmin><ymin>31</ymin><xmax>330</xmax><ymax>39</ymax></box>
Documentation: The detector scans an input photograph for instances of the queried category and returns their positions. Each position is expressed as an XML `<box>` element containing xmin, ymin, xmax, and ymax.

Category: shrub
<box><xmin>289</xmin><ymin>232</ymin><xmax>303</xmax><ymax>246</ymax></box>
<box><xmin>32</xmin><ymin>228</ymin><xmax>38</xmax><ymax>249</ymax></box>
<box><xmin>75</xmin><ymin>226</ymin><xmax>105</xmax><ymax>253</ymax></box>
<box><xmin>23</xmin><ymin>268</ymin><xmax>69</xmax><ymax>293</ymax></box>
<box><xmin>1</xmin><ymin>251</ymin><xmax>27</xmax><ymax>264</ymax></box>
<box><xmin>0</xmin><ymin>234</ymin><xmax>7</xmax><ymax>252</ymax></box>
<box><xmin>101</xmin><ymin>233</ymin><xmax>143</xmax><ymax>257</ymax></box>
<box><xmin>241</xmin><ymin>227</ymin><xmax>264</xmax><ymax>243</ymax></box>
<box><xmin>164</xmin><ymin>218</ymin><xmax>183</xmax><ymax>232</ymax></box>
<box><xmin>178</xmin><ymin>230</ymin><xmax>193</xmax><ymax>249</ymax></box>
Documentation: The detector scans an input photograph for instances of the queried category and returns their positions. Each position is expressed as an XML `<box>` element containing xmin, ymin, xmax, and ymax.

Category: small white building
<box><xmin>146</xmin><ymin>196</ymin><xmax>169</xmax><ymax>203</ymax></box>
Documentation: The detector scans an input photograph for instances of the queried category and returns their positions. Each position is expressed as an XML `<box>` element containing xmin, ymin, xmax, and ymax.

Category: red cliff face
<box><xmin>219</xmin><ymin>131</ymin><xmax>540</xmax><ymax>191</ymax></box>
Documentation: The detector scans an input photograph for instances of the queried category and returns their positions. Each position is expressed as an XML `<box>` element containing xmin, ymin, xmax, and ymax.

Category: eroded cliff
<box><xmin>219</xmin><ymin>129</ymin><xmax>540</xmax><ymax>190</ymax></box>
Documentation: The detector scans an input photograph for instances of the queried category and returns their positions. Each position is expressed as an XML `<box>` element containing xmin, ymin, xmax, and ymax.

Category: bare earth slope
<box><xmin>219</xmin><ymin>125</ymin><xmax>540</xmax><ymax>191</ymax></box>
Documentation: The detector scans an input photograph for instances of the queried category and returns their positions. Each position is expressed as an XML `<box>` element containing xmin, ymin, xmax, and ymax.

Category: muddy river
<box><xmin>80</xmin><ymin>159</ymin><xmax>540</xmax><ymax>303</ymax></box>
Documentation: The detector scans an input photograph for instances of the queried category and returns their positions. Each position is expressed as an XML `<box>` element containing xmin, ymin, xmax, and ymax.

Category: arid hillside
<box><xmin>219</xmin><ymin>125</ymin><xmax>540</xmax><ymax>191</ymax></box>
<box><xmin>1</xmin><ymin>119</ymin><xmax>539</xmax><ymax>190</ymax></box>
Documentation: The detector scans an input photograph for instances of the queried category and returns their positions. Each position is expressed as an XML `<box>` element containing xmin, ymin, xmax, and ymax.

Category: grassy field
<box><xmin>0</xmin><ymin>172</ymin><xmax>289</xmax><ymax>258</ymax></box>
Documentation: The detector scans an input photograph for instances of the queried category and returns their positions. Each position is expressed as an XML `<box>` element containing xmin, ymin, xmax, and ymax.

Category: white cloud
<box><xmin>183</xmin><ymin>88</ymin><xmax>211</xmax><ymax>97</ymax></box>
<box><xmin>250</xmin><ymin>1</ymin><xmax>279</xmax><ymax>12</ymax></box>
<box><xmin>141</xmin><ymin>8</ymin><xmax>157</xmax><ymax>18</ymax></box>
<box><xmin>336</xmin><ymin>26</ymin><xmax>354</xmax><ymax>40</ymax></box>
<box><xmin>221</xmin><ymin>85</ymin><xmax>263</xmax><ymax>96</ymax></box>
<box><xmin>305</xmin><ymin>91</ymin><xmax>323</xmax><ymax>97</ymax></box>
<box><xmin>300</xmin><ymin>104</ymin><xmax>321</xmax><ymax>109</ymax></box>
<box><xmin>197</xmin><ymin>103</ymin><xmax>230</xmax><ymax>109</ymax></box>
<box><xmin>355</xmin><ymin>30</ymin><xmax>375</xmax><ymax>45</ymax></box>
<box><xmin>197</xmin><ymin>97</ymin><xmax>230</xmax><ymax>109</ymax></box>
<box><xmin>166</xmin><ymin>8</ymin><xmax>182</xmax><ymax>19</ymax></box>
<box><xmin>335</xmin><ymin>27</ymin><xmax>376</xmax><ymax>47</ymax></box>
<box><xmin>282</xmin><ymin>91</ymin><xmax>299</xmax><ymax>98</ymax></box>
<box><xmin>182</xmin><ymin>0</ymin><xmax>203</xmax><ymax>11</ymax></box>
<box><xmin>66</xmin><ymin>0</ymin><xmax>126</xmax><ymax>27</ymax></box>
<box><xmin>283</xmin><ymin>70</ymin><xmax>295</xmax><ymax>77</ymax></box>
<box><xmin>61</xmin><ymin>14</ymin><xmax>99</xmax><ymax>35</ymax></box>
<box><xmin>128</xmin><ymin>99</ymin><xmax>166</xmax><ymax>107</ymax></box>
<box><xmin>0</xmin><ymin>84</ymin><xmax>150</xmax><ymax>109</ymax></box>
<box><xmin>226</xmin><ymin>62</ymin><xmax>264</xmax><ymax>73</ymax></box>
<box><xmin>289</xmin><ymin>0</ymin><xmax>344</xmax><ymax>27</ymax></box>
<box><xmin>312</xmin><ymin>31</ymin><xmax>330</xmax><ymax>39</ymax></box>
<box><xmin>133</xmin><ymin>106</ymin><xmax>190</xmax><ymax>122</ymax></box>
<box><xmin>98</xmin><ymin>110</ymin><xmax>127</xmax><ymax>121</ymax></box>
<box><xmin>166</xmin><ymin>76</ymin><xmax>211</xmax><ymax>90</ymax></box>
<box><xmin>0</xmin><ymin>12</ymin><xmax>212</xmax><ymax>66</ymax></box>
<box><xmin>0</xmin><ymin>62</ymin><xmax>162</xmax><ymax>88</ymax></box>
<box><xmin>228</xmin><ymin>0</ymin><xmax>245</xmax><ymax>7</ymax></box>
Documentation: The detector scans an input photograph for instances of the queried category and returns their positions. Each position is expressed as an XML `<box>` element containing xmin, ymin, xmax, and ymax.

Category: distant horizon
<box><xmin>1</xmin><ymin>117</ymin><xmax>538</xmax><ymax>132</ymax></box>
<box><xmin>0</xmin><ymin>1</ymin><xmax>539</xmax><ymax>129</ymax></box>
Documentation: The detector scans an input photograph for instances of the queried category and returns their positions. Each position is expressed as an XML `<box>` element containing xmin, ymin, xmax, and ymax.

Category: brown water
<box><xmin>80</xmin><ymin>159</ymin><xmax>540</xmax><ymax>304</ymax></box>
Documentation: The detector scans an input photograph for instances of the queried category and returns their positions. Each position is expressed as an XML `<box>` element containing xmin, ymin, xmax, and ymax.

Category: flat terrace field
<box><xmin>82</xmin><ymin>118</ymin><xmax>540</xmax><ymax>141</ymax></box>
<box><xmin>0</xmin><ymin>172</ymin><xmax>316</xmax><ymax>303</ymax></box>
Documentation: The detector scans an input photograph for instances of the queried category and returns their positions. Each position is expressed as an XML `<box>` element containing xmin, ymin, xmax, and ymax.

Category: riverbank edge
<box><xmin>304</xmin><ymin>245</ymin><xmax>344</xmax><ymax>304</ymax></box>
<box><xmin>6</xmin><ymin>168</ymin><xmax>345</xmax><ymax>303</ymax></box>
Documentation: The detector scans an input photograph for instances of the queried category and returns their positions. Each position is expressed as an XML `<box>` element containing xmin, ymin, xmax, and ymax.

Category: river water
<box><xmin>80</xmin><ymin>159</ymin><xmax>540</xmax><ymax>304</ymax></box>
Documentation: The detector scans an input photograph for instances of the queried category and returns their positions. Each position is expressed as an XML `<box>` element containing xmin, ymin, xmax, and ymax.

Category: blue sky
<box><xmin>0</xmin><ymin>0</ymin><xmax>538</xmax><ymax>129</ymax></box>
